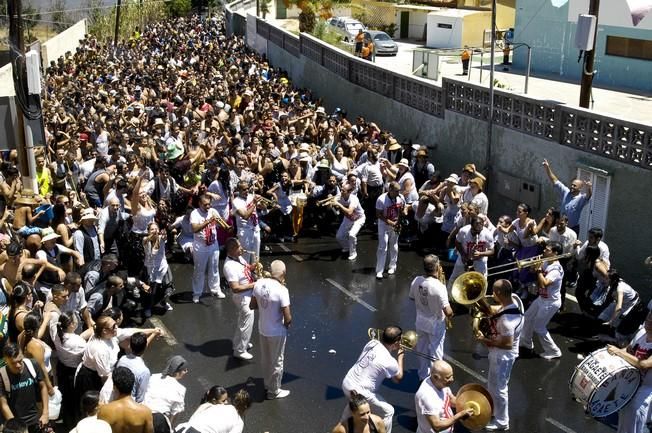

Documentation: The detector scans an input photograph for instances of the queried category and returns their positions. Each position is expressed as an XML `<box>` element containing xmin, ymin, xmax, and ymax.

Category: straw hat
<box><xmin>397</xmin><ymin>158</ymin><xmax>410</xmax><ymax>169</ymax></box>
<box><xmin>80</xmin><ymin>208</ymin><xmax>98</xmax><ymax>222</ymax></box>
<box><xmin>387</xmin><ymin>138</ymin><xmax>401</xmax><ymax>151</ymax></box>
<box><xmin>14</xmin><ymin>193</ymin><xmax>41</xmax><ymax>206</ymax></box>
<box><xmin>41</xmin><ymin>227</ymin><xmax>61</xmax><ymax>242</ymax></box>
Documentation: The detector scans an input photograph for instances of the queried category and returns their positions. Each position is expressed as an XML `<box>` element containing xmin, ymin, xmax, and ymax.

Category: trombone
<box><xmin>486</xmin><ymin>252</ymin><xmax>574</xmax><ymax>277</ymax></box>
<box><xmin>368</xmin><ymin>328</ymin><xmax>436</xmax><ymax>362</ymax></box>
<box><xmin>317</xmin><ymin>195</ymin><xmax>338</xmax><ymax>207</ymax></box>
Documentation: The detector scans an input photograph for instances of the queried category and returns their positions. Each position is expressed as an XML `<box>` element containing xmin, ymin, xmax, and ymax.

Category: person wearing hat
<box><xmin>413</xmin><ymin>148</ymin><xmax>435</xmax><ymax>190</ymax></box>
<box><xmin>98</xmin><ymin>367</ymin><xmax>154</xmax><ymax>433</ymax></box>
<box><xmin>461</xmin><ymin>177</ymin><xmax>489</xmax><ymax>216</ymax></box>
<box><xmin>439</xmin><ymin>174</ymin><xmax>463</xmax><ymax>240</ymax></box>
<box><xmin>460</xmin><ymin>163</ymin><xmax>486</xmax><ymax>187</ymax></box>
<box><xmin>35</xmin><ymin>228</ymin><xmax>82</xmax><ymax>291</ymax></box>
<box><xmin>143</xmin><ymin>355</ymin><xmax>189</xmax><ymax>430</ymax></box>
<box><xmin>73</xmin><ymin>208</ymin><xmax>101</xmax><ymax>264</ymax></box>
<box><xmin>12</xmin><ymin>193</ymin><xmax>45</xmax><ymax>235</ymax></box>
<box><xmin>382</xmin><ymin>138</ymin><xmax>403</xmax><ymax>165</ymax></box>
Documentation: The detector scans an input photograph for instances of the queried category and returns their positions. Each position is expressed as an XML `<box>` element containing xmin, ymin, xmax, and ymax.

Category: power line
<box><xmin>0</xmin><ymin>0</ymin><xmax>171</xmax><ymax>18</ymax></box>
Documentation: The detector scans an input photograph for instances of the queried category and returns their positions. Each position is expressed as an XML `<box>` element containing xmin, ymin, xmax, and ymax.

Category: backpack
<box><xmin>0</xmin><ymin>359</ymin><xmax>37</xmax><ymax>399</ymax></box>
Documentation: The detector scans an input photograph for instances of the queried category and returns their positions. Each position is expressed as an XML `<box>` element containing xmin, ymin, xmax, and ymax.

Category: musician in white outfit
<box><xmin>408</xmin><ymin>255</ymin><xmax>453</xmax><ymax>380</ymax></box>
<box><xmin>520</xmin><ymin>241</ymin><xmax>564</xmax><ymax>359</ymax></box>
<box><xmin>334</xmin><ymin>185</ymin><xmax>366</xmax><ymax>260</ymax></box>
<box><xmin>341</xmin><ymin>326</ymin><xmax>405</xmax><ymax>433</ymax></box>
<box><xmin>447</xmin><ymin>216</ymin><xmax>494</xmax><ymax>289</ymax></box>
<box><xmin>477</xmin><ymin>279</ymin><xmax>524</xmax><ymax>431</ymax></box>
<box><xmin>223</xmin><ymin>238</ymin><xmax>256</xmax><ymax>361</ymax></box>
<box><xmin>232</xmin><ymin>181</ymin><xmax>262</xmax><ymax>264</ymax></box>
<box><xmin>190</xmin><ymin>195</ymin><xmax>225</xmax><ymax>303</ymax></box>
<box><xmin>375</xmin><ymin>182</ymin><xmax>406</xmax><ymax>279</ymax></box>
<box><xmin>608</xmin><ymin>312</ymin><xmax>652</xmax><ymax>433</ymax></box>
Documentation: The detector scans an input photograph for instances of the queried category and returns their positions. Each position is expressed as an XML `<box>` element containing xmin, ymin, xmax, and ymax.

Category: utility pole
<box><xmin>8</xmin><ymin>0</ymin><xmax>39</xmax><ymax>193</ymax></box>
<box><xmin>579</xmin><ymin>0</ymin><xmax>599</xmax><ymax>108</ymax></box>
<box><xmin>484</xmin><ymin>0</ymin><xmax>497</xmax><ymax>180</ymax></box>
<box><xmin>114</xmin><ymin>0</ymin><xmax>123</xmax><ymax>46</ymax></box>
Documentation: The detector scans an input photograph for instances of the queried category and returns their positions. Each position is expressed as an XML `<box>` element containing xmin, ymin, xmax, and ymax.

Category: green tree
<box><xmin>283</xmin><ymin>0</ymin><xmax>333</xmax><ymax>33</ymax></box>
<box><xmin>22</xmin><ymin>2</ymin><xmax>40</xmax><ymax>39</ymax></box>
<box><xmin>49</xmin><ymin>0</ymin><xmax>71</xmax><ymax>33</ymax></box>
<box><xmin>166</xmin><ymin>0</ymin><xmax>192</xmax><ymax>17</ymax></box>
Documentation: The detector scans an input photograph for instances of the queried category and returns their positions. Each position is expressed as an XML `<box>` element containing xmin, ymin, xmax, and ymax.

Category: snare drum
<box><xmin>570</xmin><ymin>347</ymin><xmax>641</xmax><ymax>417</ymax></box>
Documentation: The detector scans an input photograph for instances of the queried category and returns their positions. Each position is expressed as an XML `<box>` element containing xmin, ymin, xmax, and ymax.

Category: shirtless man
<box><xmin>0</xmin><ymin>243</ymin><xmax>64</xmax><ymax>287</ymax></box>
<box><xmin>12</xmin><ymin>196</ymin><xmax>45</xmax><ymax>233</ymax></box>
<box><xmin>98</xmin><ymin>366</ymin><xmax>154</xmax><ymax>433</ymax></box>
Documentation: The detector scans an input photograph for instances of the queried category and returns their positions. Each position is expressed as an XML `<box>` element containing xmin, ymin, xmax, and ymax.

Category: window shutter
<box><xmin>576</xmin><ymin>167</ymin><xmax>611</xmax><ymax>241</ymax></box>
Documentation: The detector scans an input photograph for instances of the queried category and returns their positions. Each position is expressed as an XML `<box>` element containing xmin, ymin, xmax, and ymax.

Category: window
<box><xmin>576</xmin><ymin>167</ymin><xmax>611</xmax><ymax>241</ymax></box>
<box><xmin>605</xmin><ymin>35</ymin><xmax>652</xmax><ymax>61</ymax></box>
<box><xmin>437</xmin><ymin>23</ymin><xmax>453</xmax><ymax>29</ymax></box>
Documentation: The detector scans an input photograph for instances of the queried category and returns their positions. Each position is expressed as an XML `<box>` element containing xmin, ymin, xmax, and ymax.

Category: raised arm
<box><xmin>542</xmin><ymin>159</ymin><xmax>558</xmax><ymax>184</ymax></box>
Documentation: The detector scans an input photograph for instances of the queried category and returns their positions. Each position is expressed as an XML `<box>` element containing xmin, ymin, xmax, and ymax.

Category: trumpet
<box><xmin>368</xmin><ymin>328</ymin><xmax>436</xmax><ymax>362</ymax></box>
<box><xmin>212</xmin><ymin>214</ymin><xmax>232</xmax><ymax>231</ymax></box>
<box><xmin>255</xmin><ymin>194</ymin><xmax>278</xmax><ymax>209</ymax></box>
<box><xmin>317</xmin><ymin>195</ymin><xmax>338</xmax><ymax>207</ymax></box>
<box><xmin>245</xmin><ymin>251</ymin><xmax>271</xmax><ymax>279</ymax></box>
<box><xmin>486</xmin><ymin>252</ymin><xmax>574</xmax><ymax>277</ymax></box>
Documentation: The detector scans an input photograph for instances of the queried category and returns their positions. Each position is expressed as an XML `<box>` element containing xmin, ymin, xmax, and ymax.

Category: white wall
<box><xmin>409</xmin><ymin>11</ymin><xmax>429</xmax><ymax>39</ymax></box>
<box><xmin>568</xmin><ymin>0</ymin><xmax>652</xmax><ymax>29</ymax></box>
<box><xmin>0</xmin><ymin>64</ymin><xmax>15</xmax><ymax>97</ymax></box>
<box><xmin>40</xmin><ymin>19</ymin><xmax>87</xmax><ymax>69</ymax></box>
<box><xmin>426</xmin><ymin>14</ymin><xmax>463</xmax><ymax>48</ymax></box>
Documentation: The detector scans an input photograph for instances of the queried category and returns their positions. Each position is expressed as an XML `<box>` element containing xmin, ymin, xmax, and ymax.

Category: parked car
<box><xmin>364</xmin><ymin>30</ymin><xmax>398</xmax><ymax>56</ymax></box>
<box><xmin>327</xmin><ymin>17</ymin><xmax>366</xmax><ymax>42</ymax></box>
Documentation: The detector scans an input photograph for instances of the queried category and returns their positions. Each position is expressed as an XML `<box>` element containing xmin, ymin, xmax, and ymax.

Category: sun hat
<box><xmin>40</xmin><ymin>228</ymin><xmax>61</xmax><ymax>242</ymax></box>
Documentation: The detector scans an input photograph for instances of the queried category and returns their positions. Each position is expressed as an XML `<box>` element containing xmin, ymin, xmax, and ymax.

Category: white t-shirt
<box><xmin>461</xmin><ymin>188</ymin><xmax>489</xmax><ymax>215</ymax></box>
<box><xmin>548</xmin><ymin>226</ymin><xmax>578</xmax><ymax>254</ymax></box>
<box><xmin>455</xmin><ymin>225</ymin><xmax>495</xmax><ymax>270</ymax></box>
<box><xmin>190</xmin><ymin>207</ymin><xmax>220</xmax><ymax>250</ymax></box>
<box><xmin>409</xmin><ymin>276</ymin><xmax>450</xmax><ymax>332</ymax></box>
<box><xmin>207</xmin><ymin>180</ymin><xmax>230</xmax><ymax>210</ymax></box>
<box><xmin>232</xmin><ymin>194</ymin><xmax>260</xmax><ymax>232</ymax></box>
<box><xmin>223</xmin><ymin>256</ymin><xmax>255</xmax><ymax>298</ymax></box>
<box><xmin>143</xmin><ymin>373</ymin><xmax>186</xmax><ymax>417</ymax></box>
<box><xmin>375</xmin><ymin>193</ymin><xmax>406</xmax><ymax>223</ymax></box>
<box><xmin>342</xmin><ymin>339</ymin><xmax>399</xmax><ymax>394</ymax></box>
<box><xmin>253</xmin><ymin>278</ymin><xmax>290</xmax><ymax>337</ymax></box>
<box><xmin>415</xmin><ymin>377</ymin><xmax>454</xmax><ymax>433</ymax></box>
<box><xmin>339</xmin><ymin>194</ymin><xmax>365</xmax><ymax>221</ymax></box>
<box><xmin>489</xmin><ymin>302</ymin><xmax>523</xmax><ymax>356</ymax></box>
<box><xmin>184</xmin><ymin>403</ymin><xmax>244</xmax><ymax>433</ymax></box>
<box><xmin>538</xmin><ymin>261</ymin><xmax>564</xmax><ymax>303</ymax></box>
<box><xmin>629</xmin><ymin>328</ymin><xmax>652</xmax><ymax>388</ymax></box>
<box><xmin>81</xmin><ymin>336</ymin><xmax>120</xmax><ymax>379</ymax></box>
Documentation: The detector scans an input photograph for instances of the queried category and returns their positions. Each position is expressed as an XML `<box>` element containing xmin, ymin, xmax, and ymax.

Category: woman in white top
<box><xmin>143</xmin><ymin>222</ymin><xmax>173</xmax><ymax>318</ymax></box>
<box><xmin>179</xmin><ymin>386</ymin><xmax>251</xmax><ymax>433</ymax></box>
<box><xmin>461</xmin><ymin>177</ymin><xmax>489</xmax><ymax>215</ymax></box>
<box><xmin>207</xmin><ymin>168</ymin><xmax>231</xmax><ymax>221</ymax></box>
<box><xmin>599</xmin><ymin>269</ymin><xmax>641</xmax><ymax>335</ymax></box>
<box><xmin>126</xmin><ymin>176</ymin><xmax>157</xmax><ymax>276</ymax></box>
<box><xmin>143</xmin><ymin>355</ymin><xmax>188</xmax><ymax>430</ymax></box>
<box><xmin>328</xmin><ymin>146</ymin><xmax>351</xmax><ymax>182</ymax></box>
<box><xmin>55</xmin><ymin>312</ymin><xmax>93</xmax><ymax>427</ymax></box>
<box><xmin>172</xmin><ymin>208</ymin><xmax>194</xmax><ymax>258</ymax></box>
<box><xmin>390</xmin><ymin>159</ymin><xmax>419</xmax><ymax>205</ymax></box>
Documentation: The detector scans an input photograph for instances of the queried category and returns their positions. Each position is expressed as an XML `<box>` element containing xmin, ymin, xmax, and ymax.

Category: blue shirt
<box><xmin>554</xmin><ymin>180</ymin><xmax>589</xmax><ymax>227</ymax></box>
<box><xmin>116</xmin><ymin>354</ymin><xmax>150</xmax><ymax>403</ymax></box>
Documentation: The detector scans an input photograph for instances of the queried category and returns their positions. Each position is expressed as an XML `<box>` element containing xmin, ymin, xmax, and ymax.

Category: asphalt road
<box><xmin>142</xmin><ymin>232</ymin><xmax>618</xmax><ymax>433</ymax></box>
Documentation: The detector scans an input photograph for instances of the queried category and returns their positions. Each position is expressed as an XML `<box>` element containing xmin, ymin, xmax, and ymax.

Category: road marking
<box><xmin>148</xmin><ymin>317</ymin><xmax>178</xmax><ymax>346</ymax></box>
<box><xmin>545</xmin><ymin>417</ymin><xmax>579</xmax><ymax>433</ymax></box>
<box><xmin>326</xmin><ymin>278</ymin><xmax>377</xmax><ymax>312</ymax></box>
<box><xmin>442</xmin><ymin>354</ymin><xmax>487</xmax><ymax>384</ymax></box>
<box><xmin>277</xmin><ymin>243</ymin><xmax>304</xmax><ymax>262</ymax></box>
<box><xmin>566</xmin><ymin>294</ymin><xmax>578</xmax><ymax>303</ymax></box>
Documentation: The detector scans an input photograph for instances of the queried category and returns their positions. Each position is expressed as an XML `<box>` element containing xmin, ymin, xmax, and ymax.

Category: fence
<box><xmin>247</xmin><ymin>14</ymin><xmax>652</xmax><ymax>171</ymax></box>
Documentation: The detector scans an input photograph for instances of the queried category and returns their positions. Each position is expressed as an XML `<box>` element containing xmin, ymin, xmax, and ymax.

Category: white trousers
<box><xmin>336</xmin><ymin>216</ymin><xmax>365</xmax><ymax>254</ymax></box>
<box><xmin>232</xmin><ymin>293</ymin><xmax>254</xmax><ymax>354</ymax></box>
<box><xmin>259</xmin><ymin>334</ymin><xmax>286</xmax><ymax>395</ymax></box>
<box><xmin>376</xmin><ymin>221</ymin><xmax>399</xmax><ymax>273</ymax></box>
<box><xmin>416</xmin><ymin>324</ymin><xmax>446</xmax><ymax>380</ymax></box>
<box><xmin>520</xmin><ymin>297</ymin><xmax>561</xmax><ymax>355</ymax></box>
<box><xmin>238</xmin><ymin>228</ymin><xmax>261</xmax><ymax>264</ymax></box>
<box><xmin>618</xmin><ymin>386</ymin><xmax>652</xmax><ymax>433</ymax></box>
<box><xmin>192</xmin><ymin>246</ymin><xmax>221</xmax><ymax>296</ymax></box>
<box><xmin>488</xmin><ymin>350</ymin><xmax>517</xmax><ymax>426</ymax></box>
<box><xmin>341</xmin><ymin>385</ymin><xmax>394</xmax><ymax>433</ymax></box>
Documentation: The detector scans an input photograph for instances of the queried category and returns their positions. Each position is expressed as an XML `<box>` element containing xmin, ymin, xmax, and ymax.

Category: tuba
<box><xmin>451</xmin><ymin>271</ymin><xmax>494</xmax><ymax>339</ymax></box>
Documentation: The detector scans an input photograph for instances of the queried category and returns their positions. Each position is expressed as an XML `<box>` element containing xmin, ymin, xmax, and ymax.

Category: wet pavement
<box><xmin>142</xmin><ymin>232</ymin><xmax>618</xmax><ymax>433</ymax></box>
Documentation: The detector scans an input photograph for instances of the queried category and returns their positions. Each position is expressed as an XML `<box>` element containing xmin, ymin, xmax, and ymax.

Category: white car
<box><xmin>327</xmin><ymin>17</ymin><xmax>366</xmax><ymax>43</ymax></box>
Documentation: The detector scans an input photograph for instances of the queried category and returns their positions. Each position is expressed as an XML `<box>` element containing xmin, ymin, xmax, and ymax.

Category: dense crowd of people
<box><xmin>0</xmin><ymin>11</ymin><xmax>649</xmax><ymax>433</ymax></box>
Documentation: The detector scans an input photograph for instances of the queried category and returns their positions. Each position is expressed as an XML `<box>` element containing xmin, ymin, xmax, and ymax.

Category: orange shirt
<box><xmin>355</xmin><ymin>33</ymin><xmax>365</xmax><ymax>43</ymax></box>
<box><xmin>461</xmin><ymin>49</ymin><xmax>471</xmax><ymax>61</ymax></box>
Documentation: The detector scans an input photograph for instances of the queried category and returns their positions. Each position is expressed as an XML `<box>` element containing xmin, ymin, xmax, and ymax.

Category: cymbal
<box><xmin>456</xmin><ymin>383</ymin><xmax>494</xmax><ymax>431</ymax></box>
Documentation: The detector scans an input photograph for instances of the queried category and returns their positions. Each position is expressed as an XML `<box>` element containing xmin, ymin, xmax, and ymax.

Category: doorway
<box><xmin>400</xmin><ymin>11</ymin><xmax>409</xmax><ymax>39</ymax></box>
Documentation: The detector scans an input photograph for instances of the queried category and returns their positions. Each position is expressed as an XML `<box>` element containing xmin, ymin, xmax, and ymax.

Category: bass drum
<box><xmin>569</xmin><ymin>347</ymin><xmax>641</xmax><ymax>417</ymax></box>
